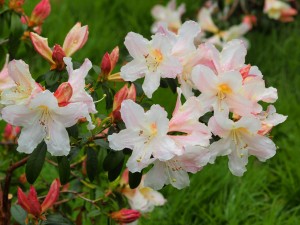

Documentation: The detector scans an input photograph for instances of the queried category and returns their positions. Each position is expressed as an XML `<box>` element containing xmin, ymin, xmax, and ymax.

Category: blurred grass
<box><xmin>13</xmin><ymin>0</ymin><xmax>300</xmax><ymax>224</ymax></box>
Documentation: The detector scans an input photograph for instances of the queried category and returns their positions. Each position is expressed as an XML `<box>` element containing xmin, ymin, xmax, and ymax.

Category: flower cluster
<box><xmin>0</xmin><ymin>26</ymin><xmax>96</xmax><ymax>155</ymax></box>
<box><xmin>108</xmin><ymin>20</ymin><xmax>287</xmax><ymax>190</ymax></box>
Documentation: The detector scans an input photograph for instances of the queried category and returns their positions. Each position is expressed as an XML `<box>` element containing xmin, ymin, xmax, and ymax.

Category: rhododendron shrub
<box><xmin>0</xmin><ymin>0</ymin><xmax>288</xmax><ymax>225</ymax></box>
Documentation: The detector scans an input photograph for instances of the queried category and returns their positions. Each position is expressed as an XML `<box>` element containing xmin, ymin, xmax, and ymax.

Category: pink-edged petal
<box><xmin>218</xmin><ymin>71</ymin><xmax>243</xmax><ymax>93</ymax></box>
<box><xmin>120</xmin><ymin>99</ymin><xmax>146</xmax><ymax>129</ymax></box>
<box><xmin>243</xmin><ymin>133</ymin><xmax>276</xmax><ymax>162</ymax></box>
<box><xmin>220</xmin><ymin>39</ymin><xmax>247</xmax><ymax>71</ymax></box>
<box><xmin>208</xmin><ymin>114</ymin><xmax>233</xmax><ymax>138</ymax></box>
<box><xmin>120</xmin><ymin>59</ymin><xmax>147</xmax><ymax>81</ymax></box>
<box><xmin>226</xmin><ymin>94</ymin><xmax>262</xmax><ymax>116</ymax></box>
<box><xmin>142</xmin><ymin>71</ymin><xmax>161</xmax><ymax>98</ymax></box>
<box><xmin>151</xmin><ymin>33</ymin><xmax>172</xmax><ymax>54</ymax></box>
<box><xmin>180</xmin><ymin>146</ymin><xmax>210</xmax><ymax>172</ymax></box>
<box><xmin>30</xmin><ymin>32</ymin><xmax>54</xmax><ymax>64</ymax></box>
<box><xmin>62</xmin><ymin>22</ymin><xmax>88</xmax><ymax>56</ymax></box>
<box><xmin>235</xmin><ymin>116</ymin><xmax>261</xmax><ymax>133</ymax></box>
<box><xmin>124</xmin><ymin>32</ymin><xmax>149</xmax><ymax>59</ymax></box>
<box><xmin>28</xmin><ymin>186</ymin><xmax>42</xmax><ymax>217</ymax></box>
<box><xmin>159</xmin><ymin>56</ymin><xmax>182</xmax><ymax>78</ymax></box>
<box><xmin>152</xmin><ymin>136</ymin><xmax>181</xmax><ymax>161</ymax></box>
<box><xmin>191</xmin><ymin>65</ymin><xmax>218</xmax><ymax>95</ymax></box>
<box><xmin>198</xmin><ymin>7</ymin><xmax>219</xmax><ymax>33</ymax></box>
<box><xmin>260</xmin><ymin>87</ymin><xmax>278</xmax><ymax>103</ymax></box>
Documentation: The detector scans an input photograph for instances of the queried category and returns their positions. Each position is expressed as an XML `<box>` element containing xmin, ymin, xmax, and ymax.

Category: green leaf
<box><xmin>102</xmin><ymin>84</ymin><xmax>113</xmax><ymax>109</ymax></box>
<box><xmin>57</xmin><ymin>156</ymin><xmax>70</xmax><ymax>185</ymax></box>
<box><xmin>8</xmin><ymin>12</ymin><xmax>24</xmax><ymax>58</ymax></box>
<box><xmin>67</xmin><ymin>124</ymin><xmax>78</xmax><ymax>138</ymax></box>
<box><xmin>87</xmin><ymin>209</ymin><xmax>102</xmax><ymax>218</ymax></box>
<box><xmin>103</xmin><ymin>151</ymin><xmax>124</xmax><ymax>171</ymax></box>
<box><xmin>94</xmin><ymin>139</ymin><xmax>109</xmax><ymax>149</ymax></box>
<box><xmin>86</xmin><ymin>147</ymin><xmax>98</xmax><ymax>182</ymax></box>
<box><xmin>108</xmin><ymin>159</ymin><xmax>124</xmax><ymax>182</ymax></box>
<box><xmin>45</xmin><ymin>70</ymin><xmax>60</xmax><ymax>87</ymax></box>
<box><xmin>42</xmin><ymin>214</ymin><xmax>74</xmax><ymax>225</ymax></box>
<box><xmin>129</xmin><ymin>171</ymin><xmax>143</xmax><ymax>189</ymax></box>
<box><xmin>25</xmin><ymin>142</ymin><xmax>47</xmax><ymax>184</ymax></box>
<box><xmin>11</xmin><ymin>205</ymin><xmax>27</xmax><ymax>225</ymax></box>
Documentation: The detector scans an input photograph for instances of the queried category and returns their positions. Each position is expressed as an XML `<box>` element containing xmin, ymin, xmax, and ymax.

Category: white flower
<box><xmin>108</xmin><ymin>99</ymin><xmax>182</xmax><ymax>172</ymax></box>
<box><xmin>208</xmin><ymin>112</ymin><xmax>276</xmax><ymax>176</ymax></box>
<box><xmin>2</xmin><ymin>90</ymin><xmax>86</xmax><ymax>156</ymax></box>
<box><xmin>120</xmin><ymin>32</ymin><xmax>182</xmax><ymax>98</ymax></box>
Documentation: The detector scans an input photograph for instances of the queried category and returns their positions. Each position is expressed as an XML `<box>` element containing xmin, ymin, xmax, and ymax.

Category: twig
<box><xmin>0</xmin><ymin>156</ymin><xmax>29</xmax><ymax>225</ymax></box>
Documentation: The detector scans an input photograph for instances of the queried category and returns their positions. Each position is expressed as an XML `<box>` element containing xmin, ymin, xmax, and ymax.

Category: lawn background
<box><xmin>10</xmin><ymin>0</ymin><xmax>300</xmax><ymax>224</ymax></box>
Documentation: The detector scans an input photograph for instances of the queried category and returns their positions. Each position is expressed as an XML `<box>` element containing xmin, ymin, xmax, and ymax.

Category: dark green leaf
<box><xmin>108</xmin><ymin>159</ymin><xmax>124</xmax><ymax>182</ymax></box>
<box><xmin>86</xmin><ymin>147</ymin><xmax>98</xmax><ymax>182</ymax></box>
<box><xmin>133</xmin><ymin>81</ymin><xmax>143</xmax><ymax>97</ymax></box>
<box><xmin>102</xmin><ymin>85</ymin><xmax>113</xmax><ymax>109</ymax></box>
<box><xmin>166</xmin><ymin>78</ymin><xmax>178</xmax><ymax>93</ymax></box>
<box><xmin>129</xmin><ymin>171</ymin><xmax>143</xmax><ymax>189</ymax></box>
<box><xmin>45</xmin><ymin>70</ymin><xmax>60</xmax><ymax>87</ymax></box>
<box><xmin>57</xmin><ymin>156</ymin><xmax>70</xmax><ymax>185</ymax></box>
<box><xmin>11</xmin><ymin>205</ymin><xmax>27</xmax><ymax>225</ymax></box>
<box><xmin>67</xmin><ymin>124</ymin><xmax>78</xmax><ymax>138</ymax></box>
<box><xmin>8</xmin><ymin>12</ymin><xmax>24</xmax><ymax>58</ymax></box>
<box><xmin>94</xmin><ymin>139</ymin><xmax>109</xmax><ymax>149</ymax></box>
<box><xmin>42</xmin><ymin>214</ymin><xmax>74</xmax><ymax>225</ymax></box>
<box><xmin>25</xmin><ymin>142</ymin><xmax>47</xmax><ymax>184</ymax></box>
<box><xmin>103</xmin><ymin>151</ymin><xmax>124</xmax><ymax>171</ymax></box>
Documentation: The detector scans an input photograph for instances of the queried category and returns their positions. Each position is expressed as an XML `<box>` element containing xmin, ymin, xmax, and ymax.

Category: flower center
<box><xmin>144</xmin><ymin>49</ymin><xmax>164</xmax><ymax>72</ymax></box>
<box><xmin>39</xmin><ymin>105</ymin><xmax>52</xmax><ymax>140</ymax></box>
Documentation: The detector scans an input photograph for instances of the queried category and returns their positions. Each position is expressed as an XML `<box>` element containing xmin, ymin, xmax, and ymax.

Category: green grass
<box><xmin>8</xmin><ymin>0</ymin><xmax>300</xmax><ymax>224</ymax></box>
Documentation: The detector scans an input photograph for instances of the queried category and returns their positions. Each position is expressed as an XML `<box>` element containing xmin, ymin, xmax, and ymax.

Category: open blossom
<box><xmin>156</xmin><ymin>21</ymin><xmax>203</xmax><ymax>97</ymax></box>
<box><xmin>2</xmin><ymin>90</ymin><xmax>87</xmax><ymax>155</ymax></box>
<box><xmin>264</xmin><ymin>0</ymin><xmax>297</xmax><ymax>22</ymax></box>
<box><xmin>208</xmin><ymin>112</ymin><xmax>277</xmax><ymax>176</ymax></box>
<box><xmin>120</xmin><ymin>32</ymin><xmax>182</xmax><ymax>98</ymax></box>
<box><xmin>121</xmin><ymin>170</ymin><xmax>166</xmax><ymax>213</ymax></box>
<box><xmin>257</xmin><ymin>105</ymin><xmax>287</xmax><ymax>135</ymax></box>
<box><xmin>108</xmin><ymin>99</ymin><xmax>182</xmax><ymax>172</ymax></box>
<box><xmin>197</xmin><ymin>7</ymin><xmax>218</xmax><ymax>34</ymax></box>
<box><xmin>144</xmin><ymin>146</ymin><xmax>210</xmax><ymax>190</ymax></box>
<box><xmin>18</xmin><ymin>179</ymin><xmax>60</xmax><ymax>222</ymax></box>
<box><xmin>1</xmin><ymin>60</ymin><xmax>42</xmax><ymax>105</ymax></box>
<box><xmin>151</xmin><ymin>0</ymin><xmax>185</xmax><ymax>33</ymax></box>
<box><xmin>30</xmin><ymin>23</ymin><xmax>88</xmax><ymax>70</ymax></box>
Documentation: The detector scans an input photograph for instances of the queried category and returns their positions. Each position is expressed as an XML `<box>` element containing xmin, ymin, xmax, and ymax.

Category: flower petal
<box><xmin>30</xmin><ymin>32</ymin><xmax>54</xmax><ymax>64</ymax></box>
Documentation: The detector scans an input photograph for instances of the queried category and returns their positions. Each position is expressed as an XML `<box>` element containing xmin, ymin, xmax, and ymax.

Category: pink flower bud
<box><xmin>54</xmin><ymin>82</ymin><xmax>73</xmax><ymax>106</ymax></box>
<box><xmin>17</xmin><ymin>186</ymin><xmax>42</xmax><ymax>218</ymax></box>
<box><xmin>110</xmin><ymin>209</ymin><xmax>141</xmax><ymax>224</ymax></box>
<box><xmin>52</xmin><ymin>44</ymin><xmax>66</xmax><ymax>70</ymax></box>
<box><xmin>30</xmin><ymin>0</ymin><xmax>51</xmax><ymax>26</ymax></box>
<box><xmin>3</xmin><ymin>123</ymin><xmax>20</xmax><ymax>143</ymax></box>
<box><xmin>109</xmin><ymin>46</ymin><xmax>119</xmax><ymax>72</ymax></box>
<box><xmin>62</xmin><ymin>22</ymin><xmax>88</xmax><ymax>57</ymax></box>
<box><xmin>100</xmin><ymin>52</ymin><xmax>111</xmax><ymax>77</ymax></box>
<box><xmin>243</xmin><ymin>15</ymin><xmax>257</xmax><ymax>29</ymax></box>
<box><xmin>41</xmin><ymin>179</ymin><xmax>60</xmax><ymax>213</ymax></box>
<box><xmin>111</xmin><ymin>84</ymin><xmax>136</xmax><ymax>122</ymax></box>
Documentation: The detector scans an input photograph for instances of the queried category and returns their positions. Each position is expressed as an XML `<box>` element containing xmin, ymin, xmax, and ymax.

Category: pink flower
<box><xmin>120</xmin><ymin>32</ymin><xmax>182</xmax><ymax>98</ymax></box>
<box><xmin>208</xmin><ymin>112</ymin><xmax>277</xmax><ymax>176</ymax></box>
<box><xmin>30</xmin><ymin>23</ymin><xmax>88</xmax><ymax>70</ymax></box>
<box><xmin>18</xmin><ymin>179</ymin><xmax>60</xmax><ymax>222</ymax></box>
<box><xmin>108</xmin><ymin>100</ymin><xmax>182</xmax><ymax>172</ymax></box>
<box><xmin>29</xmin><ymin>0</ymin><xmax>51</xmax><ymax>26</ymax></box>
<box><xmin>151</xmin><ymin>0</ymin><xmax>185</xmax><ymax>33</ymax></box>
<box><xmin>264</xmin><ymin>0</ymin><xmax>297</xmax><ymax>22</ymax></box>
<box><xmin>99</xmin><ymin>47</ymin><xmax>121</xmax><ymax>82</ymax></box>
<box><xmin>3</xmin><ymin>123</ymin><xmax>20</xmax><ymax>143</ymax></box>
